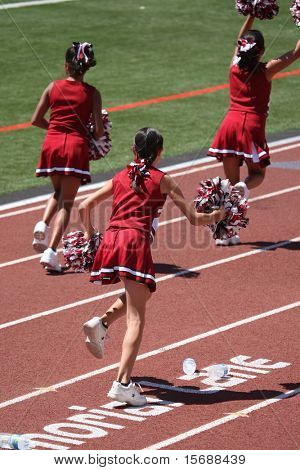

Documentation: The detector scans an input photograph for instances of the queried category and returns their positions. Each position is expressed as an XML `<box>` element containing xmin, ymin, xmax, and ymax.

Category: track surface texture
<box><xmin>0</xmin><ymin>137</ymin><xmax>299</xmax><ymax>450</ymax></box>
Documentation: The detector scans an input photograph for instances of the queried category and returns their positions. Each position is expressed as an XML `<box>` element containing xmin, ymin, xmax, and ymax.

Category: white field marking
<box><xmin>1</xmin><ymin>183</ymin><xmax>300</xmax><ymax>269</ymax></box>
<box><xmin>0</xmin><ymin>135</ymin><xmax>299</xmax><ymax>215</ymax></box>
<box><xmin>0</xmin><ymin>238</ymin><xmax>299</xmax><ymax>330</ymax></box>
<box><xmin>0</xmin><ymin>301</ymin><xmax>298</xmax><ymax>411</ymax></box>
<box><xmin>0</xmin><ymin>301</ymin><xmax>300</xmax><ymax>409</ymax></box>
<box><xmin>146</xmin><ymin>387</ymin><xmax>300</xmax><ymax>450</ymax></box>
<box><xmin>0</xmin><ymin>0</ymin><xmax>74</xmax><ymax>9</ymax></box>
<box><xmin>0</xmin><ymin>140</ymin><xmax>298</xmax><ymax>219</ymax></box>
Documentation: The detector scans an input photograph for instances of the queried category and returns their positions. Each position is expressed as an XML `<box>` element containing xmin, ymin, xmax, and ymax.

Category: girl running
<box><xmin>32</xmin><ymin>42</ymin><xmax>104</xmax><ymax>271</ymax></box>
<box><xmin>79</xmin><ymin>127</ymin><xmax>225</xmax><ymax>406</ymax></box>
<box><xmin>208</xmin><ymin>15</ymin><xmax>300</xmax><ymax>246</ymax></box>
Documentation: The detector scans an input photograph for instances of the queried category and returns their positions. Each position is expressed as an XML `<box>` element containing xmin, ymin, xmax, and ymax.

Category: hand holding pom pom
<box><xmin>87</xmin><ymin>109</ymin><xmax>112</xmax><ymax>160</ymax></box>
<box><xmin>290</xmin><ymin>1</ymin><xmax>300</xmax><ymax>27</ymax></box>
<box><xmin>236</xmin><ymin>0</ymin><xmax>279</xmax><ymax>20</ymax></box>
<box><xmin>194</xmin><ymin>177</ymin><xmax>250</xmax><ymax>240</ymax></box>
<box><xmin>62</xmin><ymin>231</ymin><xmax>103</xmax><ymax>272</ymax></box>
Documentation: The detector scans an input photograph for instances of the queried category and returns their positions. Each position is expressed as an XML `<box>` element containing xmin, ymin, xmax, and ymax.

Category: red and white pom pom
<box><xmin>62</xmin><ymin>231</ymin><xmax>102</xmax><ymax>272</ymax></box>
<box><xmin>236</xmin><ymin>0</ymin><xmax>279</xmax><ymax>20</ymax></box>
<box><xmin>194</xmin><ymin>177</ymin><xmax>250</xmax><ymax>240</ymax></box>
<box><xmin>87</xmin><ymin>109</ymin><xmax>112</xmax><ymax>161</ymax></box>
<box><xmin>290</xmin><ymin>1</ymin><xmax>300</xmax><ymax>27</ymax></box>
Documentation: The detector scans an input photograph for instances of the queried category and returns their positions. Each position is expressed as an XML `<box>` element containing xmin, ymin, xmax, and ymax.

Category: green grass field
<box><xmin>0</xmin><ymin>0</ymin><xmax>299</xmax><ymax>196</ymax></box>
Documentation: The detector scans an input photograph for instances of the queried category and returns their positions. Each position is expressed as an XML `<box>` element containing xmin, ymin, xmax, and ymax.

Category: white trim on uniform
<box><xmin>36</xmin><ymin>167</ymin><xmax>90</xmax><ymax>175</ymax></box>
<box><xmin>91</xmin><ymin>266</ymin><xmax>155</xmax><ymax>282</ymax></box>
<box><xmin>208</xmin><ymin>147</ymin><xmax>267</xmax><ymax>159</ymax></box>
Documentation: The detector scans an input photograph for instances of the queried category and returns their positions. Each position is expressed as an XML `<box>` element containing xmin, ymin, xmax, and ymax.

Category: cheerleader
<box><xmin>31</xmin><ymin>42</ymin><xmax>104</xmax><ymax>271</ymax></box>
<box><xmin>208</xmin><ymin>15</ymin><xmax>300</xmax><ymax>246</ymax></box>
<box><xmin>79</xmin><ymin>127</ymin><xmax>225</xmax><ymax>405</ymax></box>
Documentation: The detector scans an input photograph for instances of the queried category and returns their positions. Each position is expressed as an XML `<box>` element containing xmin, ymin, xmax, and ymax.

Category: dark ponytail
<box><xmin>236</xmin><ymin>30</ymin><xmax>265</xmax><ymax>71</ymax></box>
<box><xmin>65</xmin><ymin>42</ymin><xmax>96</xmax><ymax>76</ymax></box>
<box><xmin>128</xmin><ymin>127</ymin><xmax>163</xmax><ymax>194</ymax></box>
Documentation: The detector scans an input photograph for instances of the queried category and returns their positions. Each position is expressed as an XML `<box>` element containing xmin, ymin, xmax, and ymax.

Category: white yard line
<box><xmin>0</xmin><ymin>184</ymin><xmax>300</xmax><ymax>269</ymax></box>
<box><xmin>0</xmin><ymin>0</ymin><xmax>75</xmax><ymax>9</ymax></box>
<box><xmin>0</xmin><ymin>237</ymin><xmax>299</xmax><ymax>330</ymax></box>
<box><xmin>0</xmin><ymin>135</ymin><xmax>299</xmax><ymax>215</ymax></box>
<box><xmin>146</xmin><ymin>387</ymin><xmax>300</xmax><ymax>449</ymax></box>
<box><xmin>0</xmin><ymin>301</ymin><xmax>298</xmax><ymax>411</ymax></box>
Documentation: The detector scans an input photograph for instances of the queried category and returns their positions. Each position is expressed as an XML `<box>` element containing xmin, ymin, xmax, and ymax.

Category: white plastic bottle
<box><xmin>207</xmin><ymin>364</ymin><xmax>230</xmax><ymax>379</ymax></box>
<box><xmin>183</xmin><ymin>358</ymin><xmax>197</xmax><ymax>375</ymax></box>
<box><xmin>0</xmin><ymin>434</ymin><xmax>34</xmax><ymax>450</ymax></box>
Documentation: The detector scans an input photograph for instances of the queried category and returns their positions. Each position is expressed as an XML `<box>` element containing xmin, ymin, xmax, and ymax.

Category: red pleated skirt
<box><xmin>208</xmin><ymin>110</ymin><xmax>270</xmax><ymax>167</ymax></box>
<box><xmin>36</xmin><ymin>130</ymin><xmax>91</xmax><ymax>184</ymax></box>
<box><xmin>90</xmin><ymin>228</ymin><xmax>156</xmax><ymax>292</ymax></box>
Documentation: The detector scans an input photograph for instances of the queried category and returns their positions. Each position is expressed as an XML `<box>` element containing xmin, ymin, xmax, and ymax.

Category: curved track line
<box><xmin>0</xmin><ymin>237</ymin><xmax>299</xmax><ymax>330</ymax></box>
<box><xmin>0</xmin><ymin>301</ymin><xmax>298</xmax><ymax>410</ymax></box>
<box><xmin>0</xmin><ymin>70</ymin><xmax>299</xmax><ymax>133</ymax></box>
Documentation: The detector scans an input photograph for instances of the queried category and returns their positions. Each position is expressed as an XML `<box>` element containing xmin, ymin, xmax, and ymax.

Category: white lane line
<box><xmin>1</xmin><ymin>184</ymin><xmax>300</xmax><ymax>269</ymax></box>
<box><xmin>271</xmin><ymin>143</ymin><xmax>300</xmax><ymax>154</ymax></box>
<box><xmin>0</xmin><ymin>301</ymin><xmax>298</xmax><ymax>410</ymax></box>
<box><xmin>0</xmin><ymin>0</ymin><xmax>74</xmax><ymax>9</ymax></box>
<box><xmin>0</xmin><ymin>135</ymin><xmax>299</xmax><ymax>215</ymax></box>
<box><xmin>0</xmin><ymin>237</ymin><xmax>299</xmax><ymax>330</ymax></box>
<box><xmin>146</xmin><ymin>387</ymin><xmax>300</xmax><ymax>449</ymax></box>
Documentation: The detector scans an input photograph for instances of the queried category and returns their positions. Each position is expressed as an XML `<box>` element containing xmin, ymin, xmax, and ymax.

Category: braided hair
<box><xmin>65</xmin><ymin>42</ymin><xmax>96</xmax><ymax>76</ymax></box>
<box><xmin>128</xmin><ymin>127</ymin><xmax>163</xmax><ymax>194</ymax></box>
<box><xmin>236</xmin><ymin>30</ymin><xmax>265</xmax><ymax>71</ymax></box>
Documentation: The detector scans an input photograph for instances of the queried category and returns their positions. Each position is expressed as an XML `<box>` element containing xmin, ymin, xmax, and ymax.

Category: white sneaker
<box><xmin>215</xmin><ymin>235</ymin><xmax>240</xmax><ymax>246</ymax></box>
<box><xmin>107</xmin><ymin>381</ymin><xmax>147</xmax><ymax>406</ymax></box>
<box><xmin>33</xmin><ymin>221</ymin><xmax>49</xmax><ymax>253</ymax></box>
<box><xmin>40</xmin><ymin>248</ymin><xmax>62</xmax><ymax>272</ymax></box>
<box><xmin>83</xmin><ymin>316</ymin><xmax>107</xmax><ymax>359</ymax></box>
<box><xmin>232</xmin><ymin>182</ymin><xmax>250</xmax><ymax>199</ymax></box>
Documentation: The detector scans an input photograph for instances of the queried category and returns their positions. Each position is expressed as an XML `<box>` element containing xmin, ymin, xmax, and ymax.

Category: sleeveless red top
<box><xmin>109</xmin><ymin>166</ymin><xmax>167</xmax><ymax>234</ymax></box>
<box><xmin>48</xmin><ymin>79</ymin><xmax>95</xmax><ymax>136</ymax></box>
<box><xmin>229</xmin><ymin>63</ymin><xmax>272</xmax><ymax>116</ymax></box>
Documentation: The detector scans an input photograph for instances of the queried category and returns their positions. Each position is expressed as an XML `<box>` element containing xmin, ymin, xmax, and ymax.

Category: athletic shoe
<box><xmin>215</xmin><ymin>235</ymin><xmax>241</xmax><ymax>246</ymax></box>
<box><xmin>40</xmin><ymin>248</ymin><xmax>62</xmax><ymax>272</ymax></box>
<box><xmin>107</xmin><ymin>381</ymin><xmax>147</xmax><ymax>406</ymax></box>
<box><xmin>32</xmin><ymin>221</ymin><xmax>49</xmax><ymax>253</ymax></box>
<box><xmin>83</xmin><ymin>316</ymin><xmax>107</xmax><ymax>359</ymax></box>
<box><xmin>232</xmin><ymin>182</ymin><xmax>250</xmax><ymax>200</ymax></box>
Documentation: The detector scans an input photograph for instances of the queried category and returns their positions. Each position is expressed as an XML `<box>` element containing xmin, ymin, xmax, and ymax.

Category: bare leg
<box><xmin>244</xmin><ymin>160</ymin><xmax>266</xmax><ymax>189</ymax></box>
<box><xmin>48</xmin><ymin>175</ymin><xmax>81</xmax><ymax>250</ymax></box>
<box><xmin>42</xmin><ymin>175</ymin><xmax>61</xmax><ymax>226</ymax></box>
<box><xmin>117</xmin><ymin>280</ymin><xmax>151</xmax><ymax>384</ymax></box>
<box><xmin>222</xmin><ymin>157</ymin><xmax>241</xmax><ymax>186</ymax></box>
<box><xmin>101</xmin><ymin>293</ymin><xmax>127</xmax><ymax>327</ymax></box>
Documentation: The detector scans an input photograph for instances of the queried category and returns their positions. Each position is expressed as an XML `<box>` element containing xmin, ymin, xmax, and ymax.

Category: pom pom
<box><xmin>62</xmin><ymin>231</ymin><xmax>102</xmax><ymax>272</ymax></box>
<box><xmin>87</xmin><ymin>109</ymin><xmax>112</xmax><ymax>160</ymax></box>
<box><xmin>235</xmin><ymin>0</ymin><xmax>279</xmax><ymax>20</ymax></box>
<box><xmin>290</xmin><ymin>1</ymin><xmax>300</xmax><ymax>27</ymax></box>
<box><xmin>194</xmin><ymin>177</ymin><xmax>250</xmax><ymax>240</ymax></box>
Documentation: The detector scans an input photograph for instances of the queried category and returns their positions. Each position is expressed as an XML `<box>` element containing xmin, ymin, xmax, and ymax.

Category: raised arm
<box><xmin>232</xmin><ymin>15</ymin><xmax>255</xmax><ymax>64</ymax></box>
<box><xmin>161</xmin><ymin>175</ymin><xmax>225</xmax><ymax>226</ymax></box>
<box><xmin>92</xmin><ymin>89</ymin><xmax>104</xmax><ymax>140</ymax></box>
<box><xmin>265</xmin><ymin>40</ymin><xmax>300</xmax><ymax>81</ymax></box>
<box><xmin>31</xmin><ymin>83</ymin><xmax>53</xmax><ymax>130</ymax></box>
<box><xmin>78</xmin><ymin>179</ymin><xmax>113</xmax><ymax>237</ymax></box>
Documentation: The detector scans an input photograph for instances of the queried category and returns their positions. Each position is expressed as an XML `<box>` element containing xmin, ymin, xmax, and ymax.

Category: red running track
<box><xmin>0</xmin><ymin>140</ymin><xmax>299</xmax><ymax>450</ymax></box>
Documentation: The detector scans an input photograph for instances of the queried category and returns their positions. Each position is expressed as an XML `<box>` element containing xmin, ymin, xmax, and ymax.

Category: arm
<box><xmin>265</xmin><ymin>40</ymin><xmax>300</xmax><ymax>81</ymax></box>
<box><xmin>231</xmin><ymin>15</ymin><xmax>255</xmax><ymax>64</ymax></box>
<box><xmin>92</xmin><ymin>89</ymin><xmax>104</xmax><ymax>140</ymax></box>
<box><xmin>161</xmin><ymin>175</ymin><xmax>225</xmax><ymax>226</ymax></box>
<box><xmin>31</xmin><ymin>83</ymin><xmax>53</xmax><ymax>130</ymax></box>
<box><xmin>78</xmin><ymin>179</ymin><xmax>113</xmax><ymax>237</ymax></box>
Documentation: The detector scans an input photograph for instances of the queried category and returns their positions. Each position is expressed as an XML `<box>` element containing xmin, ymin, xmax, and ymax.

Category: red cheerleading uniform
<box><xmin>36</xmin><ymin>79</ymin><xmax>95</xmax><ymax>184</ymax></box>
<box><xmin>90</xmin><ymin>166</ymin><xmax>167</xmax><ymax>292</ymax></box>
<box><xmin>208</xmin><ymin>62</ymin><xmax>272</xmax><ymax>167</ymax></box>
